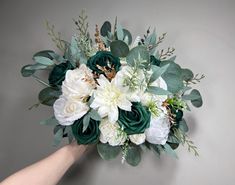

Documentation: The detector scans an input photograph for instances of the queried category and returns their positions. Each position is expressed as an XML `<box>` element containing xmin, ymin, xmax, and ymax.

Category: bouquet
<box><xmin>21</xmin><ymin>11</ymin><xmax>204</xmax><ymax>166</ymax></box>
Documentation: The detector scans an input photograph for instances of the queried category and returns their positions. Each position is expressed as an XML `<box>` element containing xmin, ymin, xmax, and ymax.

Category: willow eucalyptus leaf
<box><xmin>126</xmin><ymin>146</ymin><xmax>141</xmax><ymax>166</ymax></box>
<box><xmin>33</xmin><ymin>56</ymin><xmax>54</xmax><ymax>66</ymax></box>
<box><xmin>21</xmin><ymin>65</ymin><xmax>36</xmax><ymax>77</ymax></box>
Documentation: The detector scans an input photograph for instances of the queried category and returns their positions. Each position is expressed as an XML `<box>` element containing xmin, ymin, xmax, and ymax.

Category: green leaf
<box><xmin>123</xmin><ymin>29</ymin><xmax>132</xmax><ymax>45</ymax></box>
<box><xmin>178</xmin><ymin>118</ymin><xmax>189</xmax><ymax>133</ymax></box>
<box><xmin>110</xmin><ymin>40</ymin><xmax>129</xmax><ymax>57</ymax></box>
<box><xmin>190</xmin><ymin>89</ymin><xmax>203</xmax><ymax>107</ymax></box>
<box><xmin>167</xmin><ymin>133</ymin><xmax>180</xmax><ymax>144</ymax></box>
<box><xmin>53</xmin><ymin>128</ymin><xmax>63</xmax><ymax>146</ymax></box>
<box><xmin>163</xmin><ymin>143</ymin><xmax>178</xmax><ymax>159</ymax></box>
<box><xmin>100</xmin><ymin>21</ymin><xmax>112</xmax><ymax>37</ymax></box>
<box><xmin>126</xmin><ymin>146</ymin><xmax>141</xmax><ymax>166</ymax></box>
<box><xmin>40</xmin><ymin>116</ymin><xmax>58</xmax><ymax>126</ymax></box>
<box><xmin>65</xmin><ymin>126</ymin><xmax>74</xmax><ymax>144</ymax></box>
<box><xmin>149</xmin><ymin>64</ymin><xmax>170</xmax><ymax>83</ymax></box>
<box><xmin>38</xmin><ymin>87</ymin><xmax>61</xmax><ymax>106</ymax></box>
<box><xmin>97</xmin><ymin>143</ymin><xmax>121</xmax><ymax>160</ymax></box>
<box><xmin>181</xmin><ymin>68</ymin><xmax>194</xmax><ymax>82</ymax></box>
<box><xmin>33</xmin><ymin>50</ymin><xmax>55</xmax><ymax>60</ymax></box>
<box><xmin>182</xmin><ymin>93</ymin><xmax>201</xmax><ymax>101</ymax></box>
<box><xmin>126</xmin><ymin>46</ymin><xmax>149</xmax><ymax>66</ymax></box>
<box><xmin>21</xmin><ymin>65</ymin><xmax>36</xmax><ymax>77</ymax></box>
<box><xmin>116</xmin><ymin>24</ymin><xmax>124</xmax><ymax>40</ymax></box>
<box><xmin>48</xmin><ymin>52</ymin><xmax>66</xmax><ymax>63</ymax></box>
<box><xmin>162</xmin><ymin>74</ymin><xmax>184</xmax><ymax>94</ymax></box>
<box><xmin>145</xmin><ymin>28</ymin><xmax>156</xmax><ymax>46</ymax></box>
<box><xmin>146</xmin><ymin>86</ymin><xmax>171</xmax><ymax>95</ymax></box>
<box><xmin>24</xmin><ymin>63</ymin><xmax>48</xmax><ymax>70</ymax></box>
<box><xmin>82</xmin><ymin>113</ymin><xmax>91</xmax><ymax>132</ymax></box>
<box><xmin>89</xmin><ymin>109</ymin><xmax>101</xmax><ymax>121</ymax></box>
<box><xmin>33</xmin><ymin>56</ymin><xmax>54</xmax><ymax>66</ymax></box>
<box><xmin>150</xmin><ymin>144</ymin><xmax>162</xmax><ymax>158</ymax></box>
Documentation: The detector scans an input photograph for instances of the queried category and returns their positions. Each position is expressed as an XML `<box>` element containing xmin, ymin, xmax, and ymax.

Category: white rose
<box><xmin>129</xmin><ymin>133</ymin><xmax>146</xmax><ymax>145</ymax></box>
<box><xmin>53</xmin><ymin>96</ymin><xmax>89</xmax><ymax>126</ymax></box>
<box><xmin>62</xmin><ymin>64</ymin><xmax>96</xmax><ymax>100</ymax></box>
<box><xmin>99</xmin><ymin>119</ymin><xmax>127</xmax><ymax>146</ymax></box>
<box><xmin>145</xmin><ymin>114</ymin><xmax>170</xmax><ymax>145</ymax></box>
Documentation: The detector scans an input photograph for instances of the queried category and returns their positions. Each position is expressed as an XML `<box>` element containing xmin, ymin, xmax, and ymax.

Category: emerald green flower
<box><xmin>72</xmin><ymin>118</ymin><xmax>100</xmax><ymax>144</ymax></box>
<box><xmin>118</xmin><ymin>102</ymin><xmax>151</xmax><ymax>135</ymax></box>
<box><xmin>87</xmin><ymin>51</ymin><xmax>121</xmax><ymax>75</ymax></box>
<box><xmin>48</xmin><ymin>61</ymin><xmax>74</xmax><ymax>86</ymax></box>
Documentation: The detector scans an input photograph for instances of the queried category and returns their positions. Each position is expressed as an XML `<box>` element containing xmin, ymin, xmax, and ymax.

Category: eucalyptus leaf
<box><xmin>181</xmin><ymin>68</ymin><xmax>194</xmax><ymax>82</ymax></box>
<box><xmin>100</xmin><ymin>21</ymin><xmax>112</xmax><ymax>37</ymax></box>
<box><xmin>190</xmin><ymin>89</ymin><xmax>203</xmax><ymax>107</ymax></box>
<box><xmin>126</xmin><ymin>146</ymin><xmax>141</xmax><ymax>166</ymax></box>
<box><xmin>178</xmin><ymin>118</ymin><xmax>189</xmax><ymax>133</ymax></box>
<box><xmin>38</xmin><ymin>87</ymin><xmax>61</xmax><ymax>106</ymax></box>
<box><xmin>150</xmin><ymin>144</ymin><xmax>162</xmax><ymax>158</ymax></box>
<box><xmin>25</xmin><ymin>63</ymin><xmax>48</xmax><ymax>70</ymax></box>
<box><xmin>64</xmin><ymin>126</ymin><xmax>74</xmax><ymax>144</ymax></box>
<box><xmin>33</xmin><ymin>56</ymin><xmax>54</xmax><ymax>66</ymax></box>
<box><xmin>182</xmin><ymin>93</ymin><xmax>201</xmax><ymax>101</ymax></box>
<box><xmin>110</xmin><ymin>40</ymin><xmax>129</xmax><ymax>57</ymax></box>
<box><xmin>40</xmin><ymin>116</ymin><xmax>58</xmax><ymax>126</ymax></box>
<box><xmin>146</xmin><ymin>86</ymin><xmax>171</xmax><ymax>95</ymax></box>
<box><xmin>116</xmin><ymin>24</ymin><xmax>124</xmax><ymax>40</ymax></box>
<box><xmin>21</xmin><ymin>64</ymin><xmax>36</xmax><ymax>77</ymax></box>
<box><xmin>162</xmin><ymin>74</ymin><xmax>184</xmax><ymax>94</ymax></box>
<box><xmin>82</xmin><ymin>113</ymin><xmax>91</xmax><ymax>132</ymax></box>
<box><xmin>126</xmin><ymin>46</ymin><xmax>149</xmax><ymax>66</ymax></box>
<box><xmin>145</xmin><ymin>28</ymin><xmax>156</xmax><ymax>46</ymax></box>
<box><xmin>123</xmin><ymin>29</ymin><xmax>132</xmax><ymax>45</ymax></box>
<box><xmin>97</xmin><ymin>143</ymin><xmax>121</xmax><ymax>160</ymax></box>
<box><xmin>33</xmin><ymin>50</ymin><xmax>55</xmax><ymax>60</ymax></box>
<box><xmin>53</xmin><ymin>127</ymin><xmax>63</xmax><ymax>146</ymax></box>
<box><xmin>163</xmin><ymin>143</ymin><xmax>178</xmax><ymax>159</ymax></box>
<box><xmin>89</xmin><ymin>109</ymin><xmax>101</xmax><ymax>121</ymax></box>
<box><xmin>48</xmin><ymin>52</ymin><xmax>66</xmax><ymax>63</ymax></box>
<box><xmin>149</xmin><ymin>64</ymin><xmax>170</xmax><ymax>83</ymax></box>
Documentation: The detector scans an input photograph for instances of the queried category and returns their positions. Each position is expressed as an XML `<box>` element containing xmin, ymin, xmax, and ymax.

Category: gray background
<box><xmin>0</xmin><ymin>0</ymin><xmax>234</xmax><ymax>184</ymax></box>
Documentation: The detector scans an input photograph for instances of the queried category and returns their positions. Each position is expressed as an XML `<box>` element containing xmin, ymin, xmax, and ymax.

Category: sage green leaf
<box><xmin>163</xmin><ymin>143</ymin><xmax>178</xmax><ymax>159</ymax></box>
<box><xmin>97</xmin><ymin>143</ymin><xmax>121</xmax><ymax>160</ymax></box>
<box><xmin>151</xmin><ymin>144</ymin><xmax>161</xmax><ymax>158</ymax></box>
<box><xmin>163</xmin><ymin>74</ymin><xmax>184</xmax><ymax>94</ymax></box>
<box><xmin>149</xmin><ymin>64</ymin><xmax>170</xmax><ymax>83</ymax></box>
<box><xmin>38</xmin><ymin>87</ymin><xmax>61</xmax><ymax>106</ymax></box>
<box><xmin>48</xmin><ymin>52</ymin><xmax>66</xmax><ymax>63</ymax></box>
<box><xmin>178</xmin><ymin>118</ymin><xmax>189</xmax><ymax>133</ymax></box>
<box><xmin>167</xmin><ymin>133</ymin><xmax>180</xmax><ymax>144</ymax></box>
<box><xmin>146</xmin><ymin>86</ymin><xmax>171</xmax><ymax>95</ymax></box>
<box><xmin>25</xmin><ymin>63</ymin><xmax>48</xmax><ymax>70</ymax></box>
<box><xmin>40</xmin><ymin>116</ymin><xmax>58</xmax><ymax>126</ymax></box>
<box><xmin>82</xmin><ymin>113</ymin><xmax>91</xmax><ymax>133</ymax></box>
<box><xmin>116</xmin><ymin>24</ymin><xmax>124</xmax><ymax>40</ymax></box>
<box><xmin>145</xmin><ymin>28</ymin><xmax>156</xmax><ymax>46</ymax></box>
<box><xmin>70</xmin><ymin>36</ymin><xmax>86</xmax><ymax>64</ymax></box>
<box><xmin>53</xmin><ymin>128</ymin><xmax>63</xmax><ymax>146</ymax></box>
<box><xmin>21</xmin><ymin>64</ymin><xmax>36</xmax><ymax>77</ymax></box>
<box><xmin>33</xmin><ymin>50</ymin><xmax>55</xmax><ymax>60</ymax></box>
<box><xmin>182</xmin><ymin>92</ymin><xmax>201</xmax><ymax>101</ymax></box>
<box><xmin>190</xmin><ymin>89</ymin><xmax>203</xmax><ymax>107</ymax></box>
<box><xmin>89</xmin><ymin>109</ymin><xmax>101</xmax><ymax>121</ymax></box>
<box><xmin>33</xmin><ymin>56</ymin><xmax>54</xmax><ymax>66</ymax></box>
<box><xmin>123</xmin><ymin>29</ymin><xmax>132</xmax><ymax>45</ymax></box>
<box><xmin>181</xmin><ymin>68</ymin><xmax>194</xmax><ymax>82</ymax></box>
<box><xmin>126</xmin><ymin>46</ymin><xmax>149</xmax><ymax>66</ymax></box>
<box><xmin>110</xmin><ymin>40</ymin><xmax>129</xmax><ymax>57</ymax></box>
<box><xmin>126</xmin><ymin>146</ymin><xmax>141</xmax><ymax>166</ymax></box>
<box><xmin>100</xmin><ymin>21</ymin><xmax>112</xmax><ymax>37</ymax></box>
<box><xmin>65</xmin><ymin>126</ymin><xmax>74</xmax><ymax>144</ymax></box>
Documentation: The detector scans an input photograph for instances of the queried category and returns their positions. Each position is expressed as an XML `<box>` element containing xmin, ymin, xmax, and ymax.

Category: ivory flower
<box><xmin>129</xmin><ymin>133</ymin><xmax>146</xmax><ymax>145</ymax></box>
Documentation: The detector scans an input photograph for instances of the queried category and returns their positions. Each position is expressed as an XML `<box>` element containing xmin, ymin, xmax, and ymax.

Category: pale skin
<box><xmin>0</xmin><ymin>142</ymin><xmax>87</xmax><ymax>185</ymax></box>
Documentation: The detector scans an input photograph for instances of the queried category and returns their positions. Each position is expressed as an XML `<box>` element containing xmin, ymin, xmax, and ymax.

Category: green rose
<box><xmin>48</xmin><ymin>61</ymin><xmax>74</xmax><ymax>86</ymax></box>
<box><xmin>87</xmin><ymin>51</ymin><xmax>121</xmax><ymax>75</ymax></box>
<box><xmin>118</xmin><ymin>102</ymin><xmax>151</xmax><ymax>135</ymax></box>
<box><xmin>71</xmin><ymin>118</ymin><xmax>100</xmax><ymax>144</ymax></box>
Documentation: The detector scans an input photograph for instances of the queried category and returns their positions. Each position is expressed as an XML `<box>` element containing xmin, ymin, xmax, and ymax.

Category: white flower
<box><xmin>145</xmin><ymin>114</ymin><xmax>170</xmax><ymax>145</ymax></box>
<box><xmin>62</xmin><ymin>64</ymin><xmax>96</xmax><ymax>100</ymax></box>
<box><xmin>90</xmin><ymin>74</ymin><xmax>132</xmax><ymax>123</ymax></box>
<box><xmin>129</xmin><ymin>133</ymin><xmax>146</xmax><ymax>145</ymax></box>
<box><xmin>115</xmin><ymin>66</ymin><xmax>147</xmax><ymax>102</ymax></box>
<box><xmin>99</xmin><ymin>119</ymin><xmax>127</xmax><ymax>146</ymax></box>
<box><xmin>53</xmin><ymin>96</ymin><xmax>89</xmax><ymax>126</ymax></box>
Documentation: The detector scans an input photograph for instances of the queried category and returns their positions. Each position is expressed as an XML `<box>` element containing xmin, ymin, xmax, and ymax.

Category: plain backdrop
<box><xmin>0</xmin><ymin>0</ymin><xmax>235</xmax><ymax>184</ymax></box>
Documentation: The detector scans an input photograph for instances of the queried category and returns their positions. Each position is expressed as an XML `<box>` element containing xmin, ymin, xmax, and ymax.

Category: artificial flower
<box><xmin>145</xmin><ymin>114</ymin><xmax>170</xmax><ymax>145</ymax></box>
<box><xmin>72</xmin><ymin>117</ymin><xmax>100</xmax><ymax>144</ymax></box>
<box><xmin>62</xmin><ymin>64</ymin><xmax>96</xmax><ymax>100</ymax></box>
<box><xmin>129</xmin><ymin>133</ymin><xmax>146</xmax><ymax>145</ymax></box>
<box><xmin>118</xmin><ymin>102</ymin><xmax>151</xmax><ymax>135</ymax></box>
<box><xmin>99</xmin><ymin>118</ymin><xmax>127</xmax><ymax>146</ymax></box>
<box><xmin>90</xmin><ymin>74</ymin><xmax>132</xmax><ymax>123</ymax></box>
<box><xmin>53</xmin><ymin>96</ymin><xmax>89</xmax><ymax>126</ymax></box>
